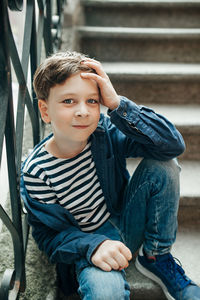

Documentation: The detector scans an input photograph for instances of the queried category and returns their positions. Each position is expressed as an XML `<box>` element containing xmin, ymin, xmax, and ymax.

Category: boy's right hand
<box><xmin>91</xmin><ymin>240</ymin><xmax>132</xmax><ymax>272</ymax></box>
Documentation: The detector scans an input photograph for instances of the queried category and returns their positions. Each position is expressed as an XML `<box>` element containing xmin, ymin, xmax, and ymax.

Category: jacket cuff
<box><xmin>108</xmin><ymin>96</ymin><xmax>141</xmax><ymax>125</ymax></box>
<box><xmin>86</xmin><ymin>235</ymin><xmax>109</xmax><ymax>264</ymax></box>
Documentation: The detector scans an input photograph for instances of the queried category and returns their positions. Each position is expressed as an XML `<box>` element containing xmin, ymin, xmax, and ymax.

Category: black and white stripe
<box><xmin>23</xmin><ymin>141</ymin><xmax>110</xmax><ymax>232</ymax></box>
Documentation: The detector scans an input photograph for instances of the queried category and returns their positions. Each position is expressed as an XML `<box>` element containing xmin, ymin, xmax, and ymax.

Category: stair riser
<box><xmin>178</xmin><ymin>206</ymin><xmax>200</xmax><ymax>225</ymax></box>
<box><xmin>179</xmin><ymin>129</ymin><xmax>200</xmax><ymax>160</ymax></box>
<box><xmin>79</xmin><ymin>37</ymin><xmax>200</xmax><ymax>63</ymax></box>
<box><xmin>84</xmin><ymin>6</ymin><xmax>200</xmax><ymax>29</ymax></box>
<box><xmin>109</xmin><ymin>79</ymin><xmax>200</xmax><ymax>105</ymax></box>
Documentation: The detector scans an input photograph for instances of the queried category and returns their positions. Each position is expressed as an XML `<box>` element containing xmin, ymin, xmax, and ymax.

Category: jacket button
<box><xmin>123</xmin><ymin>112</ymin><xmax>127</xmax><ymax>117</ymax></box>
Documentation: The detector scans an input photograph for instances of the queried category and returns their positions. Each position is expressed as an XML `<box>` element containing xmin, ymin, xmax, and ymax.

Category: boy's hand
<box><xmin>91</xmin><ymin>240</ymin><xmax>132</xmax><ymax>272</ymax></box>
<box><xmin>80</xmin><ymin>59</ymin><xmax>120</xmax><ymax>111</ymax></box>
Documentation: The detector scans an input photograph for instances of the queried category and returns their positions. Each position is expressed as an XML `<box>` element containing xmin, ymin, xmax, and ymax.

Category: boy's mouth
<box><xmin>72</xmin><ymin>125</ymin><xmax>90</xmax><ymax>129</ymax></box>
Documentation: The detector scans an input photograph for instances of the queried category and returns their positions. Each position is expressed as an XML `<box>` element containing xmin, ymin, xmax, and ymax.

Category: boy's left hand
<box><xmin>80</xmin><ymin>59</ymin><xmax>120</xmax><ymax>111</ymax></box>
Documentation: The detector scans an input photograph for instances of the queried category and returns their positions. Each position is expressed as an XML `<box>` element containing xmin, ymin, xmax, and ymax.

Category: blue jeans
<box><xmin>75</xmin><ymin>158</ymin><xmax>181</xmax><ymax>300</ymax></box>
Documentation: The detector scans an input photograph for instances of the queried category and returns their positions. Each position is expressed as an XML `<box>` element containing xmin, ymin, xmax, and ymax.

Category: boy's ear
<box><xmin>38</xmin><ymin>99</ymin><xmax>51</xmax><ymax>123</ymax></box>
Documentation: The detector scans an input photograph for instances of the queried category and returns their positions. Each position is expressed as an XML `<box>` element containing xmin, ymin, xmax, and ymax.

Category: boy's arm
<box><xmin>21</xmin><ymin>169</ymin><xmax>132</xmax><ymax>271</ymax></box>
<box><xmin>107</xmin><ymin>97</ymin><xmax>185</xmax><ymax>159</ymax></box>
<box><xmin>25</xmin><ymin>203</ymin><xmax>110</xmax><ymax>266</ymax></box>
<box><xmin>20</xmin><ymin>174</ymin><xmax>109</xmax><ymax>266</ymax></box>
<box><xmin>81</xmin><ymin>60</ymin><xmax>185</xmax><ymax>160</ymax></box>
<box><xmin>30</xmin><ymin>213</ymin><xmax>108</xmax><ymax>265</ymax></box>
<box><xmin>28</xmin><ymin>205</ymin><xmax>132</xmax><ymax>271</ymax></box>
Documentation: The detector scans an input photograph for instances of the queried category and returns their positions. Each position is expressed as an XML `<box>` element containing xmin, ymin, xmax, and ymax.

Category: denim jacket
<box><xmin>20</xmin><ymin>96</ymin><xmax>185</xmax><ymax>294</ymax></box>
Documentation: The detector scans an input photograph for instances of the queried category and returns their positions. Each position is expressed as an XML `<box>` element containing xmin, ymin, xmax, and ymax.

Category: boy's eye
<box><xmin>88</xmin><ymin>99</ymin><xmax>99</xmax><ymax>104</ymax></box>
<box><xmin>63</xmin><ymin>99</ymin><xmax>73</xmax><ymax>104</ymax></box>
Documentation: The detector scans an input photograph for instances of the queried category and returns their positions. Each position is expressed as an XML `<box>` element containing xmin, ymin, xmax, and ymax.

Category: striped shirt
<box><xmin>23</xmin><ymin>140</ymin><xmax>110</xmax><ymax>232</ymax></box>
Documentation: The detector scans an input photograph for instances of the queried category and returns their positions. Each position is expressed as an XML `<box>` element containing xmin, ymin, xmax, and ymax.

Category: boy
<box><xmin>21</xmin><ymin>51</ymin><xmax>200</xmax><ymax>300</ymax></box>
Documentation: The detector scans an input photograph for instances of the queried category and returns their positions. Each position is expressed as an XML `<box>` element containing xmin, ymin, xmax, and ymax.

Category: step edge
<box><xmin>82</xmin><ymin>0</ymin><xmax>200</xmax><ymax>8</ymax></box>
<box><xmin>77</xmin><ymin>26</ymin><xmax>200</xmax><ymax>38</ymax></box>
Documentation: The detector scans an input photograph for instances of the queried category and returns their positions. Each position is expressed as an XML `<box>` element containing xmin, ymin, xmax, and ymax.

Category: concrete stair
<box><xmin>77</xmin><ymin>26</ymin><xmax>200</xmax><ymax>62</ymax></box>
<box><xmin>68</xmin><ymin>0</ymin><xmax>200</xmax><ymax>299</ymax></box>
<box><xmin>82</xmin><ymin>0</ymin><xmax>200</xmax><ymax>28</ymax></box>
<box><xmin>101</xmin><ymin>62</ymin><xmax>200</xmax><ymax>104</ymax></box>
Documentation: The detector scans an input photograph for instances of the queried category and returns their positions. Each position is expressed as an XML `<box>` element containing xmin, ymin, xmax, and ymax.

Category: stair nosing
<box><xmin>102</xmin><ymin>62</ymin><xmax>200</xmax><ymax>77</ymax></box>
<box><xmin>82</xmin><ymin>0</ymin><xmax>200</xmax><ymax>8</ymax></box>
<box><xmin>77</xmin><ymin>26</ymin><xmax>200</xmax><ymax>39</ymax></box>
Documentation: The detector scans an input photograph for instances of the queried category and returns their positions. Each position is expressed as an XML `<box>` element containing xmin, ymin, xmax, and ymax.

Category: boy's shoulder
<box><xmin>22</xmin><ymin>133</ymin><xmax>53</xmax><ymax>174</ymax></box>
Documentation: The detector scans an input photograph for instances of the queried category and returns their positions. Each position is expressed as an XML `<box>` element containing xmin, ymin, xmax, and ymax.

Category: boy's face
<box><xmin>38</xmin><ymin>72</ymin><xmax>100</xmax><ymax>146</ymax></box>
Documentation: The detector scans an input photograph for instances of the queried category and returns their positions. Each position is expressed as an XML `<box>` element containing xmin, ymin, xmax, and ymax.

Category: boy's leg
<box><xmin>120</xmin><ymin>158</ymin><xmax>180</xmax><ymax>255</ymax></box>
<box><xmin>118</xmin><ymin>158</ymin><xmax>200</xmax><ymax>300</ymax></box>
<box><xmin>75</xmin><ymin>220</ymin><xmax>130</xmax><ymax>300</ymax></box>
<box><xmin>76</xmin><ymin>265</ymin><xmax>130</xmax><ymax>300</ymax></box>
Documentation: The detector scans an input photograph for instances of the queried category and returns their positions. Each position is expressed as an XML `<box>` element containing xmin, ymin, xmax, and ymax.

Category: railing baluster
<box><xmin>0</xmin><ymin>0</ymin><xmax>66</xmax><ymax>298</ymax></box>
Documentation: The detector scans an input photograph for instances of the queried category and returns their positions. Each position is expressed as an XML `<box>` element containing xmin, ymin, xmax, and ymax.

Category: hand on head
<box><xmin>80</xmin><ymin>59</ymin><xmax>120</xmax><ymax>111</ymax></box>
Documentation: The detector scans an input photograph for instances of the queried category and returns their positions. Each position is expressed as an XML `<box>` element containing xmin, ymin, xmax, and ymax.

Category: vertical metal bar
<box><xmin>30</xmin><ymin>0</ymin><xmax>41</xmax><ymax>144</ymax></box>
<box><xmin>15</xmin><ymin>0</ymin><xmax>34</xmax><ymax>174</ymax></box>
<box><xmin>0</xmin><ymin>0</ymin><xmax>10</xmax><ymax>164</ymax></box>
<box><xmin>44</xmin><ymin>0</ymin><xmax>53</xmax><ymax>55</ymax></box>
<box><xmin>8</xmin><ymin>4</ymin><xmax>39</xmax><ymax>163</ymax></box>
<box><xmin>5</xmin><ymin>103</ymin><xmax>26</xmax><ymax>291</ymax></box>
<box><xmin>37</xmin><ymin>0</ymin><xmax>45</xmax><ymax>65</ymax></box>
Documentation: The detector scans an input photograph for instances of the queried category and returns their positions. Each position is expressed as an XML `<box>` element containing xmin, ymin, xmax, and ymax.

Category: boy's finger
<box><xmin>80</xmin><ymin>72</ymin><xmax>105</xmax><ymax>87</ymax></box>
<box><xmin>119</xmin><ymin>244</ymin><xmax>132</xmax><ymax>261</ymax></box>
<box><xmin>113</xmin><ymin>252</ymin><xmax>129</xmax><ymax>269</ymax></box>
<box><xmin>81</xmin><ymin>60</ymin><xmax>107</xmax><ymax>78</ymax></box>
<box><xmin>82</xmin><ymin>57</ymin><xmax>101</xmax><ymax>64</ymax></box>
<box><xmin>98</xmin><ymin>261</ymin><xmax>112</xmax><ymax>272</ymax></box>
<box><xmin>105</xmin><ymin>257</ymin><xmax>120</xmax><ymax>270</ymax></box>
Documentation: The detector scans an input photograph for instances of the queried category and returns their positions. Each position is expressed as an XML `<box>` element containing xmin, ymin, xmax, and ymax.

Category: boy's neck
<box><xmin>45</xmin><ymin>136</ymin><xmax>88</xmax><ymax>159</ymax></box>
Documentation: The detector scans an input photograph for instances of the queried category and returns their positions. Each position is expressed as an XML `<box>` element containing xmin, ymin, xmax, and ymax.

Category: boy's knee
<box><xmin>78</xmin><ymin>267</ymin><xmax>130</xmax><ymax>300</ymax></box>
<box><xmin>142</xmin><ymin>158</ymin><xmax>180</xmax><ymax>181</ymax></box>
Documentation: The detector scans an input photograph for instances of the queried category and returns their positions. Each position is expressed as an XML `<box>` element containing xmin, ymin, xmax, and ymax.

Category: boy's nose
<box><xmin>75</xmin><ymin>104</ymin><xmax>89</xmax><ymax>117</ymax></box>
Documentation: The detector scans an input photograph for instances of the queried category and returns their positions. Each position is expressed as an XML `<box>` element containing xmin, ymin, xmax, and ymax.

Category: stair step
<box><xmin>82</xmin><ymin>0</ymin><xmax>200</xmax><ymax>28</ymax></box>
<box><xmin>78</xmin><ymin>26</ymin><xmax>200</xmax><ymax>39</ymax></box>
<box><xmin>102</xmin><ymin>62</ymin><xmax>200</xmax><ymax>105</ymax></box>
<box><xmin>103</xmin><ymin>62</ymin><xmax>200</xmax><ymax>79</ymax></box>
<box><xmin>142</xmin><ymin>104</ymin><xmax>200</xmax><ymax>160</ymax></box>
<box><xmin>77</xmin><ymin>26</ymin><xmax>200</xmax><ymax>63</ymax></box>
<box><xmin>83</xmin><ymin>0</ymin><xmax>200</xmax><ymax>6</ymax></box>
<box><xmin>66</xmin><ymin>2</ymin><xmax>200</xmax><ymax>299</ymax></box>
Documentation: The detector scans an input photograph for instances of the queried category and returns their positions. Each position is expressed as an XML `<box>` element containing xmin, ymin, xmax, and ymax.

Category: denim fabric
<box><xmin>75</xmin><ymin>220</ymin><xmax>130</xmax><ymax>300</ymax></box>
<box><xmin>120</xmin><ymin>158</ymin><xmax>181</xmax><ymax>256</ymax></box>
<box><xmin>75</xmin><ymin>158</ymin><xmax>181</xmax><ymax>299</ymax></box>
<box><xmin>77</xmin><ymin>267</ymin><xmax>130</xmax><ymax>300</ymax></box>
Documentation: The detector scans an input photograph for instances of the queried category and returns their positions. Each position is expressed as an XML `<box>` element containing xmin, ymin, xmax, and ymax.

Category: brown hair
<box><xmin>33</xmin><ymin>51</ymin><xmax>94</xmax><ymax>100</ymax></box>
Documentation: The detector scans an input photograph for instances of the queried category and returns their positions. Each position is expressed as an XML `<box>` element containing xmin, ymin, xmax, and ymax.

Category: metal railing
<box><xmin>0</xmin><ymin>0</ymin><xmax>66</xmax><ymax>298</ymax></box>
